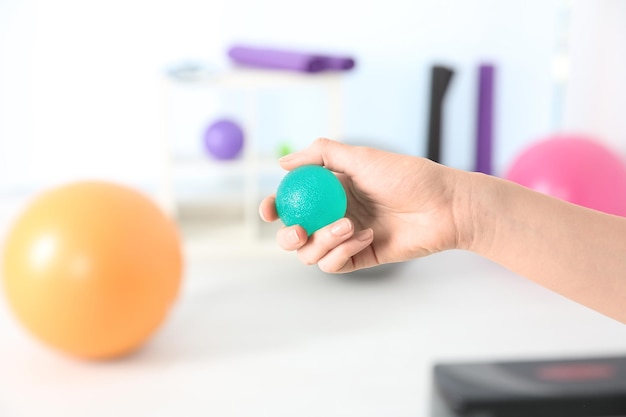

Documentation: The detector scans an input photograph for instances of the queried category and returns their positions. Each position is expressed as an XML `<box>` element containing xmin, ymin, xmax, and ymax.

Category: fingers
<box><xmin>317</xmin><ymin>228</ymin><xmax>375</xmax><ymax>273</ymax></box>
<box><xmin>276</xmin><ymin>224</ymin><xmax>308</xmax><ymax>251</ymax></box>
<box><xmin>261</xmin><ymin>196</ymin><xmax>376</xmax><ymax>273</ymax></box>
<box><xmin>258</xmin><ymin>195</ymin><xmax>278</xmax><ymax>222</ymax></box>
<box><xmin>263</xmin><ymin>138</ymin><xmax>378</xmax><ymax>272</ymax></box>
<box><xmin>260</xmin><ymin>195</ymin><xmax>309</xmax><ymax>251</ymax></box>
<box><xmin>276</xmin><ymin>217</ymin><xmax>353</xmax><ymax>254</ymax></box>
<box><xmin>294</xmin><ymin>218</ymin><xmax>354</xmax><ymax>263</ymax></box>
<box><xmin>289</xmin><ymin>217</ymin><xmax>375</xmax><ymax>273</ymax></box>
<box><xmin>278</xmin><ymin>137</ymin><xmax>365</xmax><ymax>176</ymax></box>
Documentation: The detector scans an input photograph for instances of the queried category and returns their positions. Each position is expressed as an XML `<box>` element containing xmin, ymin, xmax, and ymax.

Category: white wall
<box><xmin>3</xmin><ymin>0</ymin><xmax>612</xmax><ymax>196</ymax></box>
<box><xmin>219</xmin><ymin>0</ymin><xmax>564</xmax><ymax>173</ymax></box>
<box><xmin>562</xmin><ymin>0</ymin><xmax>626</xmax><ymax>158</ymax></box>
<box><xmin>0</xmin><ymin>0</ymin><xmax>226</xmax><ymax>193</ymax></box>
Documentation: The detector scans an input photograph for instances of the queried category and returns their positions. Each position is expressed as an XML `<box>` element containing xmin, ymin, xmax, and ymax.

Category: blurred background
<box><xmin>4</xmin><ymin>0</ymin><xmax>626</xmax><ymax>255</ymax></box>
<box><xmin>1</xmin><ymin>0</ymin><xmax>624</xmax><ymax>194</ymax></box>
<box><xmin>0</xmin><ymin>0</ymin><xmax>626</xmax><ymax>254</ymax></box>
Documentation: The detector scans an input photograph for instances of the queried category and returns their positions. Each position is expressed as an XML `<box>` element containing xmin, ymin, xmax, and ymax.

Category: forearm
<box><xmin>464</xmin><ymin>172</ymin><xmax>626</xmax><ymax>323</ymax></box>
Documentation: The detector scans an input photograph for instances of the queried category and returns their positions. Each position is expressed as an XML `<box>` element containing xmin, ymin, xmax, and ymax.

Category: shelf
<box><xmin>160</xmin><ymin>66</ymin><xmax>346</xmax><ymax>256</ymax></box>
<box><xmin>176</xmin><ymin>200</ymin><xmax>285</xmax><ymax>260</ymax></box>
<box><xmin>171</xmin><ymin>154</ymin><xmax>283</xmax><ymax>177</ymax></box>
<box><xmin>167</xmin><ymin>66</ymin><xmax>346</xmax><ymax>91</ymax></box>
<box><xmin>182</xmin><ymin>224</ymin><xmax>286</xmax><ymax>260</ymax></box>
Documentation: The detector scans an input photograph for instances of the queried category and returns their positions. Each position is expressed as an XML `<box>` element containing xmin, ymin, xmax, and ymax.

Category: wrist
<box><xmin>452</xmin><ymin>170</ymin><xmax>498</xmax><ymax>253</ymax></box>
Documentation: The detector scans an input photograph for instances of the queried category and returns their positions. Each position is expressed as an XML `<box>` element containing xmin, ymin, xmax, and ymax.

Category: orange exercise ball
<box><xmin>1</xmin><ymin>181</ymin><xmax>183</xmax><ymax>360</ymax></box>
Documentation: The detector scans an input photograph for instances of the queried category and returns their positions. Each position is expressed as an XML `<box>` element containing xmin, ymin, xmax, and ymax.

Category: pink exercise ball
<box><xmin>505</xmin><ymin>135</ymin><xmax>626</xmax><ymax>216</ymax></box>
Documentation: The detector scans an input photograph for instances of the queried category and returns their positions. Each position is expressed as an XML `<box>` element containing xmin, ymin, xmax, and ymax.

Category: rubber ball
<box><xmin>505</xmin><ymin>135</ymin><xmax>626</xmax><ymax>216</ymax></box>
<box><xmin>275</xmin><ymin>165</ymin><xmax>347</xmax><ymax>235</ymax></box>
<box><xmin>1</xmin><ymin>181</ymin><xmax>184</xmax><ymax>360</ymax></box>
<box><xmin>203</xmin><ymin>118</ymin><xmax>244</xmax><ymax>160</ymax></box>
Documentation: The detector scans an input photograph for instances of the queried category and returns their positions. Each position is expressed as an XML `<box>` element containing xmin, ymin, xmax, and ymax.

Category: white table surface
<box><xmin>1</xmin><ymin>203</ymin><xmax>626</xmax><ymax>417</ymax></box>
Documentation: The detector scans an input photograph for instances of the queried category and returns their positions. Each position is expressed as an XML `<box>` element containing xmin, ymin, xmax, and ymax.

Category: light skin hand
<box><xmin>258</xmin><ymin>138</ymin><xmax>473</xmax><ymax>273</ymax></box>
<box><xmin>260</xmin><ymin>138</ymin><xmax>626</xmax><ymax>323</ymax></box>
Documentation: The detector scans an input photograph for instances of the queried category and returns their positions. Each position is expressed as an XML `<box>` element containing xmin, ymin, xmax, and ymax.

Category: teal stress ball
<box><xmin>275</xmin><ymin>165</ymin><xmax>347</xmax><ymax>235</ymax></box>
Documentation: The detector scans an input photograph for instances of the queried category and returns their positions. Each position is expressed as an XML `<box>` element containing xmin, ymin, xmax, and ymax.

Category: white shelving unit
<box><xmin>159</xmin><ymin>67</ymin><xmax>346</xmax><ymax>258</ymax></box>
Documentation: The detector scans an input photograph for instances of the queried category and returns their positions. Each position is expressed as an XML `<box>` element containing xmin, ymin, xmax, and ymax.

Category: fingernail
<box><xmin>288</xmin><ymin>228</ymin><xmax>301</xmax><ymax>244</ymax></box>
<box><xmin>356</xmin><ymin>228</ymin><xmax>373</xmax><ymax>241</ymax></box>
<box><xmin>331</xmin><ymin>218</ymin><xmax>352</xmax><ymax>236</ymax></box>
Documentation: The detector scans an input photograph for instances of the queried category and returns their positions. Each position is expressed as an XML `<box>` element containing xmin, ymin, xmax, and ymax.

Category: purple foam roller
<box><xmin>227</xmin><ymin>45</ymin><xmax>355</xmax><ymax>73</ymax></box>
<box><xmin>475</xmin><ymin>64</ymin><xmax>495</xmax><ymax>175</ymax></box>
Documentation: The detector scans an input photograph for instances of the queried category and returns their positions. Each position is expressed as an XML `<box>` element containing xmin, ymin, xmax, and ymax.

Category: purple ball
<box><xmin>203</xmin><ymin>119</ymin><xmax>244</xmax><ymax>160</ymax></box>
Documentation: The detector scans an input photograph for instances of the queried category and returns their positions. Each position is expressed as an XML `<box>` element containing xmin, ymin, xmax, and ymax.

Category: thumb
<box><xmin>279</xmin><ymin>138</ymin><xmax>363</xmax><ymax>175</ymax></box>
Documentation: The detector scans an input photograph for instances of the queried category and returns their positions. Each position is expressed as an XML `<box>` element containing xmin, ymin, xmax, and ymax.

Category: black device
<box><xmin>431</xmin><ymin>355</ymin><xmax>626</xmax><ymax>417</ymax></box>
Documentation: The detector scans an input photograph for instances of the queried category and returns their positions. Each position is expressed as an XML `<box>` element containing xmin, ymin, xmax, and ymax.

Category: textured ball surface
<box><xmin>275</xmin><ymin>165</ymin><xmax>347</xmax><ymax>235</ymax></box>
<box><xmin>2</xmin><ymin>181</ymin><xmax>184</xmax><ymax>360</ymax></box>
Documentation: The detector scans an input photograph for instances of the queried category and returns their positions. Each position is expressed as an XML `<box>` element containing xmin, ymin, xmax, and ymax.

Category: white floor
<box><xmin>2</xmin><ymin>201</ymin><xmax>626</xmax><ymax>417</ymax></box>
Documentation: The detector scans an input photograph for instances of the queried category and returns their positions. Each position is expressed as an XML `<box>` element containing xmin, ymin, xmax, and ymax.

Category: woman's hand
<box><xmin>259</xmin><ymin>138</ymin><xmax>472</xmax><ymax>273</ymax></box>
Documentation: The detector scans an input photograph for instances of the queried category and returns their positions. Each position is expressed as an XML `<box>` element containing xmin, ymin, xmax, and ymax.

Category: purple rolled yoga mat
<box><xmin>475</xmin><ymin>64</ymin><xmax>495</xmax><ymax>175</ymax></box>
<box><xmin>227</xmin><ymin>45</ymin><xmax>355</xmax><ymax>73</ymax></box>
<box><xmin>322</xmin><ymin>56</ymin><xmax>355</xmax><ymax>70</ymax></box>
